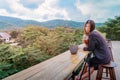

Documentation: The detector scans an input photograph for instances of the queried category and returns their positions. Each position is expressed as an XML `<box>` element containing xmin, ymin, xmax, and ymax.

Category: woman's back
<box><xmin>88</xmin><ymin>31</ymin><xmax>111</xmax><ymax>63</ymax></box>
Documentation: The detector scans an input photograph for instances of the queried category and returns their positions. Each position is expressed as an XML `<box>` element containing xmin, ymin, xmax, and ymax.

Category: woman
<box><xmin>76</xmin><ymin>20</ymin><xmax>111</xmax><ymax>80</ymax></box>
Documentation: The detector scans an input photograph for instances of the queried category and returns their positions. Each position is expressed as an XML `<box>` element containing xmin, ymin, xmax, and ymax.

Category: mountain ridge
<box><xmin>0</xmin><ymin>15</ymin><xmax>103</xmax><ymax>30</ymax></box>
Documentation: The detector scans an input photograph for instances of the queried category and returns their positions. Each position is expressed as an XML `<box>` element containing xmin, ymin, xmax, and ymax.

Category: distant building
<box><xmin>0</xmin><ymin>32</ymin><xmax>11</xmax><ymax>43</ymax></box>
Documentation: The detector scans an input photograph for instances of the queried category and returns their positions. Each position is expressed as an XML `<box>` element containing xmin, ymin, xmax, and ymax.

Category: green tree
<box><xmin>10</xmin><ymin>30</ymin><xmax>20</xmax><ymax>39</ymax></box>
<box><xmin>0</xmin><ymin>26</ymin><xmax>83</xmax><ymax>79</ymax></box>
<box><xmin>98</xmin><ymin>16</ymin><xmax>120</xmax><ymax>40</ymax></box>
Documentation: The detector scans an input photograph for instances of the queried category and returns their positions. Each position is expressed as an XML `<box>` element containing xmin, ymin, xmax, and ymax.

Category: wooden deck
<box><xmin>91</xmin><ymin>41</ymin><xmax>120</xmax><ymax>80</ymax></box>
<box><xmin>2</xmin><ymin>41</ymin><xmax>120</xmax><ymax>80</ymax></box>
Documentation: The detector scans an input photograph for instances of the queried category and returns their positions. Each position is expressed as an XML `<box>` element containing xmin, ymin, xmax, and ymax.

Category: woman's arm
<box><xmin>83</xmin><ymin>35</ymin><xmax>96</xmax><ymax>51</ymax></box>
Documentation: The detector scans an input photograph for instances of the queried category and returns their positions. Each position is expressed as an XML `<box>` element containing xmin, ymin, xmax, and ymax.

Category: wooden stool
<box><xmin>96</xmin><ymin>61</ymin><xmax>117</xmax><ymax>80</ymax></box>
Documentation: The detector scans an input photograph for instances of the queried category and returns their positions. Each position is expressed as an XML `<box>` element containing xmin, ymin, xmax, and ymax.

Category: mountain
<box><xmin>0</xmin><ymin>15</ymin><xmax>103</xmax><ymax>30</ymax></box>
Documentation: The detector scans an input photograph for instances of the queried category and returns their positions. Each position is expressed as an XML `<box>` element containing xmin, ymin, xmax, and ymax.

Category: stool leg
<box><xmin>99</xmin><ymin>67</ymin><xmax>103</xmax><ymax>80</ymax></box>
<box><xmin>96</xmin><ymin>66</ymin><xmax>103</xmax><ymax>80</ymax></box>
<box><xmin>106</xmin><ymin>68</ymin><xmax>109</xmax><ymax>77</ymax></box>
<box><xmin>109</xmin><ymin>68</ymin><xmax>114</xmax><ymax>80</ymax></box>
<box><xmin>112</xmin><ymin>68</ymin><xmax>116</xmax><ymax>80</ymax></box>
<box><xmin>96</xmin><ymin>66</ymin><xmax>101</xmax><ymax>80</ymax></box>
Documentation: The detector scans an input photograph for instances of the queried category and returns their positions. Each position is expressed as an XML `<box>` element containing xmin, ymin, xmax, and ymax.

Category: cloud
<box><xmin>0</xmin><ymin>0</ymin><xmax>70</xmax><ymax>21</ymax></box>
<box><xmin>0</xmin><ymin>9</ymin><xmax>9</xmax><ymax>15</ymax></box>
<box><xmin>33</xmin><ymin>0</ymin><xmax>70</xmax><ymax>21</ymax></box>
<box><xmin>75</xmin><ymin>0</ymin><xmax>120</xmax><ymax>22</ymax></box>
<box><xmin>20</xmin><ymin>0</ymin><xmax>44</xmax><ymax>5</ymax></box>
<box><xmin>76</xmin><ymin>0</ymin><xmax>91</xmax><ymax>15</ymax></box>
<box><xmin>19</xmin><ymin>0</ymin><xmax>44</xmax><ymax>9</ymax></box>
<box><xmin>75</xmin><ymin>0</ymin><xmax>103</xmax><ymax>22</ymax></box>
<box><xmin>0</xmin><ymin>0</ymin><xmax>120</xmax><ymax>22</ymax></box>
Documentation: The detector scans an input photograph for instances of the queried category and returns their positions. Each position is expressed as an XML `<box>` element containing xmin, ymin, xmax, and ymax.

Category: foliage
<box><xmin>10</xmin><ymin>30</ymin><xmax>20</xmax><ymax>39</ymax></box>
<box><xmin>98</xmin><ymin>16</ymin><xmax>120</xmax><ymax>40</ymax></box>
<box><xmin>0</xmin><ymin>26</ymin><xmax>83</xmax><ymax>79</ymax></box>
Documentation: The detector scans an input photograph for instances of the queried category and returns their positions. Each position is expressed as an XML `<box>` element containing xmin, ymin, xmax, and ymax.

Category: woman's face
<box><xmin>85</xmin><ymin>23</ymin><xmax>91</xmax><ymax>34</ymax></box>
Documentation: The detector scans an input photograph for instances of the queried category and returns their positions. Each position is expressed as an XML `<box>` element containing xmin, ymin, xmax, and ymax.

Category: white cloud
<box><xmin>20</xmin><ymin>0</ymin><xmax>44</xmax><ymax>5</ymax></box>
<box><xmin>33</xmin><ymin>0</ymin><xmax>70</xmax><ymax>21</ymax></box>
<box><xmin>75</xmin><ymin>0</ymin><xmax>115</xmax><ymax>22</ymax></box>
<box><xmin>75</xmin><ymin>0</ymin><xmax>120</xmax><ymax>22</ymax></box>
<box><xmin>76</xmin><ymin>0</ymin><xmax>92</xmax><ymax>15</ymax></box>
<box><xmin>0</xmin><ymin>0</ymin><xmax>120</xmax><ymax>22</ymax></box>
<box><xmin>101</xmin><ymin>0</ymin><xmax>120</xmax><ymax>7</ymax></box>
<box><xmin>0</xmin><ymin>0</ymin><xmax>70</xmax><ymax>21</ymax></box>
<box><xmin>0</xmin><ymin>8</ymin><xmax>31</xmax><ymax>20</ymax></box>
<box><xmin>0</xmin><ymin>9</ymin><xmax>9</xmax><ymax>15</ymax></box>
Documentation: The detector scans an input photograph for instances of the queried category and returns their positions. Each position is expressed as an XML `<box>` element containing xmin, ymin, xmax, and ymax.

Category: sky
<box><xmin>0</xmin><ymin>0</ymin><xmax>120</xmax><ymax>22</ymax></box>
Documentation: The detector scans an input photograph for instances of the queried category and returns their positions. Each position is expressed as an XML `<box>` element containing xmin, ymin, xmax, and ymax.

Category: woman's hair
<box><xmin>84</xmin><ymin>20</ymin><xmax>95</xmax><ymax>35</ymax></box>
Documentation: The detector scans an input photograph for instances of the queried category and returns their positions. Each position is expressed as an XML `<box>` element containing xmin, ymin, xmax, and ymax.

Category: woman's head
<box><xmin>84</xmin><ymin>20</ymin><xmax>95</xmax><ymax>35</ymax></box>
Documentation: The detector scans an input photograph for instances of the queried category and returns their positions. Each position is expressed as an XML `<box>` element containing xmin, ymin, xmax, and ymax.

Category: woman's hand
<box><xmin>82</xmin><ymin>39</ymin><xmax>88</xmax><ymax>45</ymax></box>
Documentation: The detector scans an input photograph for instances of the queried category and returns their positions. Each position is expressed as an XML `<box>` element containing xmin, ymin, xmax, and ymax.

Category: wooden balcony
<box><xmin>3</xmin><ymin>41</ymin><xmax>120</xmax><ymax>80</ymax></box>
